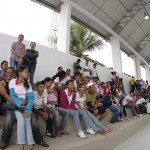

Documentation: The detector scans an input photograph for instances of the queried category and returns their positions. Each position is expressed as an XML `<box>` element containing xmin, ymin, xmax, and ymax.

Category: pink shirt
<box><xmin>11</xmin><ymin>42</ymin><xmax>25</xmax><ymax>62</ymax></box>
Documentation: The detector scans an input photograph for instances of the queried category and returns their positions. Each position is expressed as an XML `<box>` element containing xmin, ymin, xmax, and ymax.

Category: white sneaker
<box><xmin>132</xmin><ymin>116</ymin><xmax>137</xmax><ymax>119</ymax></box>
<box><xmin>77</xmin><ymin>131</ymin><xmax>87</xmax><ymax>139</ymax></box>
<box><xmin>86</xmin><ymin>128</ymin><xmax>96</xmax><ymax>135</ymax></box>
<box><xmin>137</xmin><ymin>114</ymin><xmax>143</xmax><ymax>117</ymax></box>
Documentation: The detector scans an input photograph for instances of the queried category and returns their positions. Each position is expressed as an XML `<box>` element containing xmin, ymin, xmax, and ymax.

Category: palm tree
<box><xmin>70</xmin><ymin>22</ymin><xmax>104</xmax><ymax>57</ymax></box>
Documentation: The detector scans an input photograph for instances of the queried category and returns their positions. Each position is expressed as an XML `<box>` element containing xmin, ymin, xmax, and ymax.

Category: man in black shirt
<box><xmin>23</xmin><ymin>42</ymin><xmax>39</xmax><ymax>87</ymax></box>
<box><xmin>0</xmin><ymin>67</ymin><xmax>49</xmax><ymax>149</ymax></box>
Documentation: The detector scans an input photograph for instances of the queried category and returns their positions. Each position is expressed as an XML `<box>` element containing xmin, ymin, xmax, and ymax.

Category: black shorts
<box><xmin>88</xmin><ymin>106</ymin><xmax>107</xmax><ymax>115</ymax></box>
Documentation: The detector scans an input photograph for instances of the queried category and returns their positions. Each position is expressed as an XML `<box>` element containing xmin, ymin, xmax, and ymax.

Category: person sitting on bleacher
<box><xmin>122</xmin><ymin>91</ymin><xmax>142</xmax><ymax>119</ymax></box>
<box><xmin>60</xmin><ymin>80</ymin><xmax>96</xmax><ymax>139</ymax></box>
<box><xmin>76</xmin><ymin>83</ymin><xmax>113</xmax><ymax>135</ymax></box>
<box><xmin>33</xmin><ymin>81</ymin><xmax>56</xmax><ymax>138</ymax></box>
<box><xmin>101</xmin><ymin>90</ymin><xmax>121</xmax><ymax>123</ymax></box>
<box><xmin>0</xmin><ymin>60</ymin><xmax>8</xmax><ymax>81</ymax></box>
<box><xmin>44</xmin><ymin>77</ymin><xmax>69</xmax><ymax>137</ymax></box>
<box><xmin>0</xmin><ymin>67</ymin><xmax>49</xmax><ymax>149</ymax></box>
<box><xmin>65</xmin><ymin>69</ymin><xmax>74</xmax><ymax>82</ymax></box>
<box><xmin>135</xmin><ymin>95</ymin><xmax>147</xmax><ymax>114</ymax></box>
<box><xmin>74</xmin><ymin>75</ymin><xmax>81</xmax><ymax>91</ymax></box>
<box><xmin>85</xmin><ymin>83</ymin><xmax>110</xmax><ymax>121</ymax></box>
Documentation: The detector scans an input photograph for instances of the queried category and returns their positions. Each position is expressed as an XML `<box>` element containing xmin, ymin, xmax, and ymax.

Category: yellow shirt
<box><xmin>130</xmin><ymin>78</ymin><xmax>135</xmax><ymax>85</ymax></box>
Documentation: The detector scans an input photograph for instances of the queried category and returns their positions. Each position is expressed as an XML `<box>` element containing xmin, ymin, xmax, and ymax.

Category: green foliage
<box><xmin>70</xmin><ymin>22</ymin><xmax>103</xmax><ymax>57</ymax></box>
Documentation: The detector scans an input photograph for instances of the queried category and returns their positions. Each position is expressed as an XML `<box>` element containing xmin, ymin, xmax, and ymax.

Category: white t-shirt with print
<box><xmin>34</xmin><ymin>89</ymin><xmax>47</xmax><ymax>109</ymax></box>
<box><xmin>75</xmin><ymin>92</ymin><xmax>86</xmax><ymax>109</ymax></box>
<box><xmin>122</xmin><ymin>95</ymin><xmax>133</xmax><ymax>106</ymax></box>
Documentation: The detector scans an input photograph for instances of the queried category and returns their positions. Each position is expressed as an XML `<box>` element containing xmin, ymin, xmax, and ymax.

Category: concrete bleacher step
<box><xmin>0</xmin><ymin>114</ymin><xmax>149</xmax><ymax>150</ymax></box>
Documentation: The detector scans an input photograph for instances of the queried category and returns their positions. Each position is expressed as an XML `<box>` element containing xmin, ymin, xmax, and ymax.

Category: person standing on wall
<box><xmin>23</xmin><ymin>42</ymin><xmax>39</xmax><ymax>87</ymax></box>
<box><xmin>10</xmin><ymin>34</ymin><xmax>26</xmax><ymax>69</ymax></box>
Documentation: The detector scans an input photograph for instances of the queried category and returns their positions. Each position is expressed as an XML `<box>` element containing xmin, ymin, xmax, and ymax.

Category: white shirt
<box><xmin>147</xmin><ymin>103</ymin><xmax>150</xmax><ymax>113</ymax></box>
<box><xmin>65</xmin><ymin>89</ymin><xmax>73</xmax><ymax>106</ymax></box>
<box><xmin>74</xmin><ymin>81</ymin><xmax>78</xmax><ymax>90</ymax></box>
<box><xmin>83</xmin><ymin>65</ymin><xmax>91</xmax><ymax>77</ymax></box>
<box><xmin>75</xmin><ymin>92</ymin><xmax>86</xmax><ymax>109</ymax></box>
<box><xmin>91</xmin><ymin>68</ymin><xmax>97</xmax><ymax>77</ymax></box>
<box><xmin>9</xmin><ymin>79</ymin><xmax>32</xmax><ymax>99</ymax></box>
<box><xmin>34</xmin><ymin>89</ymin><xmax>47</xmax><ymax>109</ymax></box>
<box><xmin>54</xmin><ymin>77</ymin><xmax>66</xmax><ymax>87</ymax></box>
<box><xmin>136</xmin><ymin>98</ymin><xmax>146</xmax><ymax>105</ymax></box>
<box><xmin>122</xmin><ymin>95</ymin><xmax>133</xmax><ymax>106</ymax></box>
<box><xmin>116</xmin><ymin>90</ymin><xmax>123</xmax><ymax>97</ymax></box>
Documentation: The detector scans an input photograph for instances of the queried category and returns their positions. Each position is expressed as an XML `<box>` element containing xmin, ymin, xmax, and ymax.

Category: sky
<box><xmin>0</xmin><ymin>0</ymin><xmax>146</xmax><ymax>80</ymax></box>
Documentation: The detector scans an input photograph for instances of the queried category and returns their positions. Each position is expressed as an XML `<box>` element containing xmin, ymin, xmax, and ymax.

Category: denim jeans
<box><xmin>109</xmin><ymin>105</ymin><xmax>120</xmax><ymax>121</ymax></box>
<box><xmin>77</xmin><ymin>109</ymin><xmax>90</xmax><ymax>129</ymax></box>
<box><xmin>10</xmin><ymin>59</ymin><xmax>19</xmax><ymax>70</ymax></box>
<box><xmin>35</xmin><ymin>109</ymin><xmax>54</xmax><ymax>134</ymax></box>
<box><xmin>47</xmin><ymin>107</ymin><xmax>69</xmax><ymax>132</ymax></box>
<box><xmin>26</xmin><ymin>65</ymin><xmax>36</xmax><ymax>87</ymax></box>
<box><xmin>15</xmin><ymin>111</ymin><xmax>35</xmax><ymax>144</ymax></box>
<box><xmin>138</xmin><ymin>104</ymin><xmax>146</xmax><ymax>114</ymax></box>
<box><xmin>1</xmin><ymin>107</ymin><xmax>44</xmax><ymax>145</ymax></box>
<box><xmin>67</xmin><ymin>109</ymin><xmax>82</xmax><ymax>132</ymax></box>
<box><xmin>87</xmin><ymin>111</ymin><xmax>105</xmax><ymax>132</ymax></box>
<box><xmin>1</xmin><ymin>108</ymin><xmax>15</xmax><ymax>145</ymax></box>
<box><xmin>31</xmin><ymin>111</ymin><xmax>44</xmax><ymax>144</ymax></box>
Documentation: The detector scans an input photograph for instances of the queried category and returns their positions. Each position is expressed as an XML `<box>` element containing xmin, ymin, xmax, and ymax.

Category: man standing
<box><xmin>24</xmin><ymin>42</ymin><xmax>39</xmax><ymax>86</ymax></box>
<box><xmin>10</xmin><ymin>34</ymin><xmax>25</xmax><ymax>69</ymax></box>
<box><xmin>73</xmin><ymin>59</ymin><xmax>82</xmax><ymax>75</ymax></box>
<box><xmin>129</xmin><ymin>76</ymin><xmax>135</xmax><ymax>91</ymax></box>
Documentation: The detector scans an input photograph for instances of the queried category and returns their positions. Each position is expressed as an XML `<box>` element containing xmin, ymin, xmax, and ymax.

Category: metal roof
<box><xmin>32</xmin><ymin>0</ymin><xmax>150</xmax><ymax>65</ymax></box>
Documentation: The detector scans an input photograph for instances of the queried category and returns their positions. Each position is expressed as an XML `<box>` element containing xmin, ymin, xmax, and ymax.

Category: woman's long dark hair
<box><xmin>16</xmin><ymin>65</ymin><xmax>30</xmax><ymax>89</ymax></box>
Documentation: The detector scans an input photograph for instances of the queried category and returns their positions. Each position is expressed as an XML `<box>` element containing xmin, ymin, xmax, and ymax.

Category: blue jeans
<box><xmin>109</xmin><ymin>105</ymin><xmax>120</xmax><ymax>121</ymax></box>
<box><xmin>15</xmin><ymin>111</ymin><xmax>35</xmax><ymax>145</ymax></box>
<box><xmin>47</xmin><ymin>107</ymin><xmax>69</xmax><ymax>132</ymax></box>
<box><xmin>67</xmin><ymin>109</ymin><xmax>82</xmax><ymax>132</ymax></box>
<box><xmin>77</xmin><ymin>109</ymin><xmax>90</xmax><ymax>129</ymax></box>
<box><xmin>87</xmin><ymin>111</ymin><xmax>105</xmax><ymax>132</ymax></box>
<box><xmin>10</xmin><ymin>59</ymin><xmax>19</xmax><ymax>70</ymax></box>
<box><xmin>26</xmin><ymin>65</ymin><xmax>36</xmax><ymax>87</ymax></box>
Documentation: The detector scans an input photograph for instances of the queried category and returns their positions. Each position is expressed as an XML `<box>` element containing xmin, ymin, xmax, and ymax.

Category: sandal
<box><xmin>40</xmin><ymin>141</ymin><xmax>49</xmax><ymax>147</ymax></box>
<box><xmin>61</xmin><ymin>131</ymin><xmax>70</xmax><ymax>135</ymax></box>
<box><xmin>100</xmin><ymin>130</ymin><xmax>108</xmax><ymax>135</ymax></box>
<box><xmin>106</xmin><ymin>127</ymin><xmax>114</xmax><ymax>132</ymax></box>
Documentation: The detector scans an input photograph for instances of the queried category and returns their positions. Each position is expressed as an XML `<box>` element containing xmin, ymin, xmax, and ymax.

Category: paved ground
<box><xmin>1</xmin><ymin>115</ymin><xmax>150</xmax><ymax>150</ymax></box>
<box><xmin>112</xmin><ymin>123</ymin><xmax>150</xmax><ymax>150</ymax></box>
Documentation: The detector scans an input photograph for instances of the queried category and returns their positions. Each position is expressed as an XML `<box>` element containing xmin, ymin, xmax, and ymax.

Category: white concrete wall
<box><xmin>0</xmin><ymin>33</ymin><xmax>130</xmax><ymax>93</ymax></box>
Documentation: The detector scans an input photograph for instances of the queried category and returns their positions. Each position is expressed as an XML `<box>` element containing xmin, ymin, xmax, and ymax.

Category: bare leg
<box><xmin>19</xmin><ymin>144</ymin><xmax>24</xmax><ymax>150</ymax></box>
<box><xmin>29</xmin><ymin>144</ymin><xmax>34</xmax><ymax>150</ymax></box>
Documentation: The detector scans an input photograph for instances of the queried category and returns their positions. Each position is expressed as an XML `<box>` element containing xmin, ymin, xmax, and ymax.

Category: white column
<box><xmin>134</xmin><ymin>56</ymin><xmax>141</xmax><ymax>79</ymax></box>
<box><xmin>57</xmin><ymin>1</ymin><xmax>71</xmax><ymax>53</ymax></box>
<box><xmin>145</xmin><ymin>65</ymin><xmax>150</xmax><ymax>82</ymax></box>
<box><xmin>111</xmin><ymin>36</ymin><xmax>122</xmax><ymax>73</ymax></box>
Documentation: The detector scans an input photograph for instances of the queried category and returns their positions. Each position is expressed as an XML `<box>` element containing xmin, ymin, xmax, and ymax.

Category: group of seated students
<box><xmin>0</xmin><ymin>58</ymin><xmax>149</xmax><ymax>150</ymax></box>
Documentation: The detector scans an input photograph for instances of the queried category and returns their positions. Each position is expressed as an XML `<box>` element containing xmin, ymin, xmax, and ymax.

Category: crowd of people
<box><xmin>0</xmin><ymin>34</ymin><xmax>150</xmax><ymax>150</ymax></box>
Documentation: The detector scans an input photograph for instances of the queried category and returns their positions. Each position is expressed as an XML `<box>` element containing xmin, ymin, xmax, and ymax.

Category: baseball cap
<box><xmin>87</xmin><ymin>82</ymin><xmax>94</xmax><ymax>88</ymax></box>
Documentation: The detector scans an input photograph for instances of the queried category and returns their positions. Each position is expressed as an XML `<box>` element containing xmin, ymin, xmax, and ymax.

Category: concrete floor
<box><xmin>112</xmin><ymin>123</ymin><xmax>150</xmax><ymax>150</ymax></box>
<box><xmin>1</xmin><ymin>115</ymin><xmax>150</xmax><ymax>150</ymax></box>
